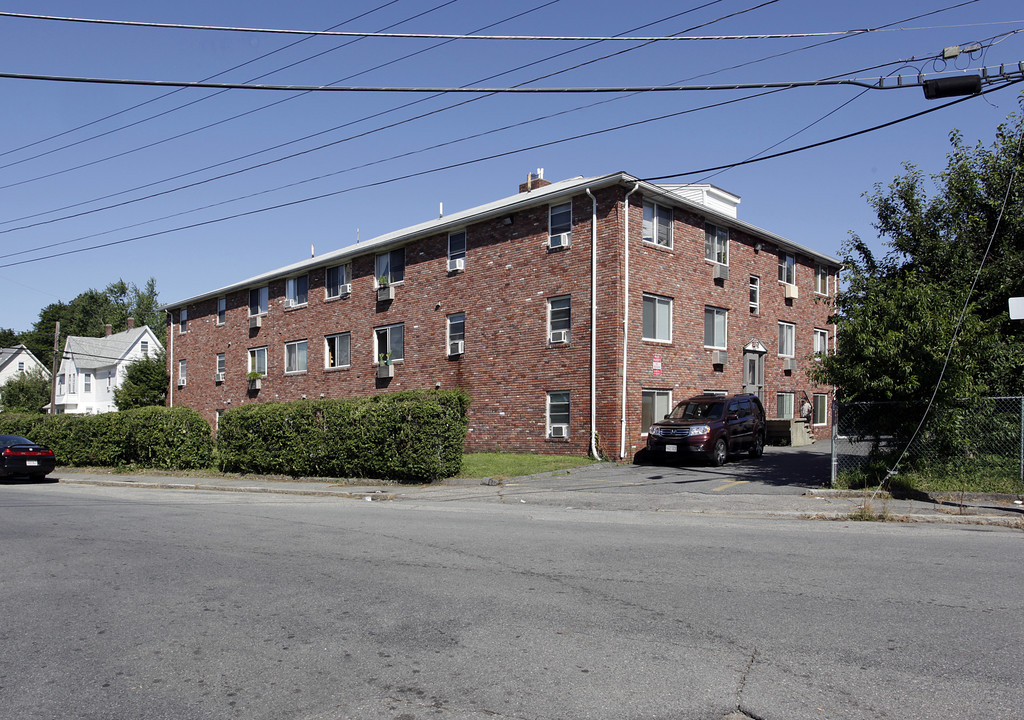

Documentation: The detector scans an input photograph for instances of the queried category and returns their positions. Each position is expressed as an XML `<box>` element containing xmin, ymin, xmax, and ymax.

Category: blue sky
<box><xmin>1</xmin><ymin>0</ymin><xmax>1022</xmax><ymax>332</ymax></box>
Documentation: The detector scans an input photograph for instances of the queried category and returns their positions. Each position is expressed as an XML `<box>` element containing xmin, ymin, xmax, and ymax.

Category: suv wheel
<box><xmin>709</xmin><ymin>438</ymin><xmax>728</xmax><ymax>467</ymax></box>
<box><xmin>749</xmin><ymin>433</ymin><xmax>764</xmax><ymax>459</ymax></box>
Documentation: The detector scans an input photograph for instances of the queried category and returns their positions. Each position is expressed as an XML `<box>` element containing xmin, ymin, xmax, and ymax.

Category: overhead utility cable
<box><xmin>4</xmin><ymin>10</ymin><xmax>1020</xmax><ymax>41</ymax></box>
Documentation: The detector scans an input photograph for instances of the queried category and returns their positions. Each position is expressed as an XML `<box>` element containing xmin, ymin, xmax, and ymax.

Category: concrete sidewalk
<box><xmin>46</xmin><ymin>458</ymin><xmax>1024</xmax><ymax>527</ymax></box>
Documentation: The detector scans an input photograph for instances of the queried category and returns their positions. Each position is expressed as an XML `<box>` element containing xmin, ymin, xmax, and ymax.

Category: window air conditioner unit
<box><xmin>338</xmin><ymin>283</ymin><xmax>351</xmax><ymax>296</ymax></box>
<box><xmin>548</xmin><ymin>232</ymin><xmax>570</xmax><ymax>250</ymax></box>
<box><xmin>713</xmin><ymin>264</ymin><xmax>729</xmax><ymax>280</ymax></box>
<box><xmin>449</xmin><ymin>340</ymin><xmax>465</xmax><ymax>356</ymax></box>
<box><xmin>249</xmin><ymin>315</ymin><xmax>262</xmax><ymax>329</ymax></box>
<box><xmin>550</xmin><ymin>424</ymin><xmax>568</xmax><ymax>439</ymax></box>
<box><xmin>783</xmin><ymin>284</ymin><xmax>799</xmax><ymax>299</ymax></box>
<box><xmin>712</xmin><ymin>350</ymin><xmax>728</xmax><ymax>364</ymax></box>
<box><xmin>178</xmin><ymin>378</ymin><xmax>187</xmax><ymax>387</ymax></box>
<box><xmin>214</xmin><ymin>372</ymin><xmax>225</xmax><ymax>382</ymax></box>
<box><xmin>549</xmin><ymin>329</ymin><xmax>569</xmax><ymax>344</ymax></box>
<box><xmin>783</xmin><ymin>358</ymin><xmax>797</xmax><ymax>372</ymax></box>
<box><xmin>377</xmin><ymin>285</ymin><xmax>396</xmax><ymax>302</ymax></box>
<box><xmin>448</xmin><ymin>257</ymin><xmax>465</xmax><ymax>273</ymax></box>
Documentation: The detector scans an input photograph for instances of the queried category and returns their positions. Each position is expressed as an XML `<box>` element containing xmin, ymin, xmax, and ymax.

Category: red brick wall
<box><xmin>169</xmin><ymin>182</ymin><xmax>835</xmax><ymax>458</ymax></box>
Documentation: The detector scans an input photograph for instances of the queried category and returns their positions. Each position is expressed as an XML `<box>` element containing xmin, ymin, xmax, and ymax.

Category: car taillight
<box><xmin>2</xmin><ymin>447</ymin><xmax>52</xmax><ymax>457</ymax></box>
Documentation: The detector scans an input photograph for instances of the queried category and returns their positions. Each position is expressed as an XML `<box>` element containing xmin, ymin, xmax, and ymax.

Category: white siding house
<box><xmin>52</xmin><ymin>324</ymin><xmax>163</xmax><ymax>415</ymax></box>
<box><xmin>0</xmin><ymin>345</ymin><xmax>51</xmax><ymax>411</ymax></box>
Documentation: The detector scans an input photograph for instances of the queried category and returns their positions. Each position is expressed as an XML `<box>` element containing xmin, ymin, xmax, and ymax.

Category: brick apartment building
<box><xmin>163</xmin><ymin>170</ymin><xmax>838</xmax><ymax>459</ymax></box>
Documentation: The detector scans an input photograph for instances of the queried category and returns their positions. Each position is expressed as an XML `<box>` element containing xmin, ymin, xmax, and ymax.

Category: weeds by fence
<box><xmin>832</xmin><ymin>397</ymin><xmax>1024</xmax><ymax>494</ymax></box>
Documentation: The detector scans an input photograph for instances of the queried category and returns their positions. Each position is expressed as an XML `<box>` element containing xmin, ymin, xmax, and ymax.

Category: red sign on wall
<box><xmin>652</xmin><ymin>353</ymin><xmax>662</xmax><ymax>377</ymax></box>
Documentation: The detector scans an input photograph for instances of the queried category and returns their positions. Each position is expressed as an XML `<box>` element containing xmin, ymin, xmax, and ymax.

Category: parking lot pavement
<box><xmin>42</xmin><ymin>441</ymin><xmax>1024</xmax><ymax>525</ymax></box>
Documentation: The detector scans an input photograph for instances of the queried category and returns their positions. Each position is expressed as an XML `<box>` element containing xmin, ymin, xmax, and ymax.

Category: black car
<box><xmin>646</xmin><ymin>394</ymin><xmax>766</xmax><ymax>466</ymax></box>
<box><xmin>0</xmin><ymin>435</ymin><xmax>56</xmax><ymax>480</ymax></box>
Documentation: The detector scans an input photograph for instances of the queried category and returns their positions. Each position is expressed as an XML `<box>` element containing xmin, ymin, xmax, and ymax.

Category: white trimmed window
<box><xmin>285</xmin><ymin>340</ymin><xmax>308</xmax><ymax>374</ymax></box>
<box><xmin>642</xmin><ymin>200</ymin><xmax>673</xmax><ymax>248</ymax></box>
<box><xmin>375</xmin><ymin>323</ymin><xmax>405</xmax><ymax>364</ymax></box>
<box><xmin>778</xmin><ymin>252</ymin><xmax>796</xmax><ymax>285</ymax></box>
<box><xmin>813</xmin><ymin>393</ymin><xmax>828</xmax><ymax>426</ymax></box>
<box><xmin>325</xmin><ymin>264</ymin><xmax>351</xmax><ymax>299</ymax></box>
<box><xmin>216</xmin><ymin>353</ymin><xmax>226</xmax><ymax>377</ymax></box>
<box><xmin>777</xmin><ymin>392</ymin><xmax>794</xmax><ymax>419</ymax></box>
<box><xmin>375</xmin><ymin>249</ymin><xmax>405</xmax><ymax>286</ymax></box>
<box><xmin>217</xmin><ymin>297</ymin><xmax>226</xmax><ymax>324</ymax></box>
<box><xmin>549</xmin><ymin>202</ymin><xmax>572</xmax><ymax>247</ymax></box>
<box><xmin>447</xmin><ymin>313</ymin><xmax>465</xmax><ymax>356</ymax></box>
<box><xmin>141</xmin><ymin>341</ymin><xmax>149</xmax><ymax>355</ymax></box>
<box><xmin>248</xmin><ymin>347</ymin><xmax>267</xmax><ymax>376</ymax></box>
<box><xmin>448</xmin><ymin>231</ymin><xmax>466</xmax><ymax>272</ymax></box>
<box><xmin>703</xmin><ymin>306</ymin><xmax>728</xmax><ymax>349</ymax></box>
<box><xmin>286</xmin><ymin>275</ymin><xmax>308</xmax><ymax>307</ymax></box>
<box><xmin>813</xmin><ymin>328</ymin><xmax>830</xmax><ymax>356</ymax></box>
<box><xmin>83</xmin><ymin>373</ymin><xmax>92</xmax><ymax>392</ymax></box>
<box><xmin>547</xmin><ymin>391</ymin><xmax>570</xmax><ymax>438</ymax></box>
<box><xmin>325</xmin><ymin>333</ymin><xmax>350</xmax><ymax>369</ymax></box>
<box><xmin>178</xmin><ymin>359</ymin><xmax>187</xmax><ymax>386</ymax></box>
<box><xmin>249</xmin><ymin>287</ymin><xmax>268</xmax><ymax>316</ymax></box>
<box><xmin>778</xmin><ymin>322</ymin><xmax>795</xmax><ymax>357</ymax></box>
<box><xmin>642</xmin><ymin>293</ymin><xmax>672</xmax><ymax>342</ymax></box>
<box><xmin>179</xmin><ymin>308</ymin><xmax>188</xmax><ymax>333</ymax></box>
<box><xmin>642</xmin><ymin>389</ymin><xmax>672</xmax><ymax>434</ymax></box>
<box><xmin>548</xmin><ymin>296</ymin><xmax>571</xmax><ymax>344</ymax></box>
<box><xmin>705</xmin><ymin>222</ymin><xmax>729</xmax><ymax>265</ymax></box>
<box><xmin>749</xmin><ymin>276</ymin><xmax>760</xmax><ymax>313</ymax></box>
<box><xmin>815</xmin><ymin>265</ymin><xmax>830</xmax><ymax>295</ymax></box>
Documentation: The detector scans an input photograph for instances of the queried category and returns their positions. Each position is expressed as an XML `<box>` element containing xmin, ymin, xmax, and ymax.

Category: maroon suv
<box><xmin>646</xmin><ymin>394</ymin><xmax>766</xmax><ymax>466</ymax></box>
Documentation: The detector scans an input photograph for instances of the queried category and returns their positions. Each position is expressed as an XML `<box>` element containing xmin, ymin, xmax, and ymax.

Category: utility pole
<box><xmin>49</xmin><ymin>321</ymin><xmax>60</xmax><ymax>415</ymax></box>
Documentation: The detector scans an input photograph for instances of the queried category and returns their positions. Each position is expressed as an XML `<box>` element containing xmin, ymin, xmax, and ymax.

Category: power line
<box><xmin>4</xmin><ymin>10</ymin><xmax>1020</xmax><ymax>41</ymax></box>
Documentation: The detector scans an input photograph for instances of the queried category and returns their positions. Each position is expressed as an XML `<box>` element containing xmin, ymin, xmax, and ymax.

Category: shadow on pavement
<box><xmin>633</xmin><ymin>442</ymin><xmax>832</xmax><ymax>489</ymax></box>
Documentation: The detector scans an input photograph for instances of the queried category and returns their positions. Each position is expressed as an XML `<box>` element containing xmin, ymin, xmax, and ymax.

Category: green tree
<box><xmin>114</xmin><ymin>353</ymin><xmax>169</xmax><ymax>410</ymax></box>
<box><xmin>0</xmin><ymin>328</ymin><xmax>18</xmax><ymax>347</ymax></box>
<box><xmin>0</xmin><ymin>368</ymin><xmax>51</xmax><ymax>414</ymax></box>
<box><xmin>814</xmin><ymin>109</ymin><xmax>1024</xmax><ymax>402</ymax></box>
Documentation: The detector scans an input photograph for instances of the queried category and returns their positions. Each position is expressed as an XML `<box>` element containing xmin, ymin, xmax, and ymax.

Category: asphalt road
<box><xmin>2</xmin><ymin>481</ymin><xmax>1021</xmax><ymax>720</ymax></box>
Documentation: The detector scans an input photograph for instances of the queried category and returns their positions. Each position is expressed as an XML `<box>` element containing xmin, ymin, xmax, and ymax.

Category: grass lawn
<box><xmin>456</xmin><ymin>452</ymin><xmax>599</xmax><ymax>480</ymax></box>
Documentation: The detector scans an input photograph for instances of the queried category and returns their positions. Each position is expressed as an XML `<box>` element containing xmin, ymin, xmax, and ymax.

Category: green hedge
<box><xmin>216</xmin><ymin>389</ymin><xmax>470</xmax><ymax>482</ymax></box>
<box><xmin>0</xmin><ymin>407</ymin><xmax>214</xmax><ymax>470</ymax></box>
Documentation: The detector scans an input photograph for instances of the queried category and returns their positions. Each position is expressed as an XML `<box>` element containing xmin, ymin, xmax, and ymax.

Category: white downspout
<box><xmin>586</xmin><ymin>188</ymin><xmax>599</xmax><ymax>460</ymax></box>
<box><xmin>620</xmin><ymin>183</ymin><xmax>640</xmax><ymax>459</ymax></box>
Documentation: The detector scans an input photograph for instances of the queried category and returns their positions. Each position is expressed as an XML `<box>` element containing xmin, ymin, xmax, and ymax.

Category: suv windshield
<box><xmin>668</xmin><ymin>401</ymin><xmax>724</xmax><ymax>421</ymax></box>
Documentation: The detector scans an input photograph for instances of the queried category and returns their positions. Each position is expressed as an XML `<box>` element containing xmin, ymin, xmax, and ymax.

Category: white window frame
<box><xmin>83</xmin><ymin>373</ymin><xmax>92</xmax><ymax>393</ymax></box>
<box><xmin>375</xmin><ymin>249</ymin><xmax>405</xmax><ymax>286</ymax></box>
<box><xmin>286</xmin><ymin>275</ymin><xmax>309</xmax><ymax>308</ymax></box>
<box><xmin>141</xmin><ymin>341</ymin><xmax>149</xmax><ymax>356</ymax></box>
<box><xmin>375</xmin><ymin>323</ymin><xmax>405</xmax><ymax>364</ymax></box>
<box><xmin>178</xmin><ymin>359</ymin><xmax>187</xmax><ymax>386</ymax></box>
<box><xmin>447</xmin><ymin>312</ymin><xmax>466</xmax><ymax>356</ymax></box>
<box><xmin>813</xmin><ymin>328</ymin><xmax>830</xmax><ymax>356</ymax></box>
<box><xmin>549</xmin><ymin>202</ymin><xmax>572</xmax><ymax>247</ymax></box>
<box><xmin>815</xmin><ymin>265</ymin><xmax>830</xmax><ymax>295</ymax></box>
<box><xmin>285</xmin><ymin>340</ymin><xmax>308</xmax><ymax>374</ymax></box>
<box><xmin>217</xmin><ymin>297</ymin><xmax>226</xmax><ymax>325</ymax></box>
<box><xmin>642</xmin><ymin>200</ymin><xmax>673</xmax><ymax>248</ymax></box>
<box><xmin>777</xmin><ymin>392</ymin><xmax>794</xmax><ymax>419</ymax></box>
<box><xmin>547</xmin><ymin>391</ymin><xmax>570</xmax><ymax>438</ymax></box>
<box><xmin>325</xmin><ymin>264</ymin><xmax>351</xmax><ymax>299</ymax></box>
<box><xmin>547</xmin><ymin>296</ymin><xmax>571</xmax><ymax>344</ymax></box>
<box><xmin>249</xmin><ymin>286</ymin><xmax>269</xmax><ymax>317</ymax></box>
<box><xmin>248</xmin><ymin>346</ymin><xmax>267</xmax><ymax>376</ymax></box>
<box><xmin>705</xmin><ymin>222</ymin><xmax>729</xmax><ymax>265</ymax></box>
<box><xmin>325</xmin><ymin>332</ymin><xmax>351</xmax><ymax>369</ymax></box>
<box><xmin>703</xmin><ymin>306</ymin><xmax>728</xmax><ymax>350</ymax></box>
<box><xmin>179</xmin><ymin>308</ymin><xmax>187</xmax><ymax>333</ymax></box>
<box><xmin>813</xmin><ymin>393</ymin><xmax>828</xmax><ymax>426</ymax></box>
<box><xmin>216</xmin><ymin>353</ymin><xmax>226</xmax><ymax>376</ymax></box>
<box><xmin>642</xmin><ymin>293</ymin><xmax>672</xmax><ymax>343</ymax></box>
<box><xmin>778</xmin><ymin>322</ymin><xmax>795</xmax><ymax>357</ymax></box>
<box><xmin>749</xmin><ymin>276</ymin><xmax>760</xmax><ymax>313</ymax></box>
<box><xmin>778</xmin><ymin>252</ymin><xmax>796</xmax><ymax>285</ymax></box>
<box><xmin>641</xmin><ymin>389</ymin><xmax>673</xmax><ymax>435</ymax></box>
<box><xmin>448</xmin><ymin>230</ymin><xmax>467</xmax><ymax>271</ymax></box>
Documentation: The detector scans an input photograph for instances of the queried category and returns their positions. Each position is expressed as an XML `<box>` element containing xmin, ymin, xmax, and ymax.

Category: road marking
<box><xmin>713</xmin><ymin>480</ymin><xmax>749</xmax><ymax>491</ymax></box>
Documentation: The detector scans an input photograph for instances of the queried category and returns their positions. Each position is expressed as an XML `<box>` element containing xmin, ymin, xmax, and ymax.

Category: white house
<box><xmin>0</xmin><ymin>345</ymin><xmax>51</xmax><ymax>410</ymax></box>
<box><xmin>52</xmin><ymin>321</ymin><xmax>164</xmax><ymax>415</ymax></box>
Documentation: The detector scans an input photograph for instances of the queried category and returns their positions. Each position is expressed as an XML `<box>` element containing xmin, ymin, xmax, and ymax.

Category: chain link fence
<box><xmin>832</xmin><ymin>397</ymin><xmax>1024</xmax><ymax>491</ymax></box>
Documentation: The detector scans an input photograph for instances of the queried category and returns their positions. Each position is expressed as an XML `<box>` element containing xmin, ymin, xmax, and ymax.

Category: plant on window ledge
<box><xmin>378</xmin><ymin>352</ymin><xmax>391</xmax><ymax>366</ymax></box>
<box><xmin>246</xmin><ymin>371</ymin><xmax>263</xmax><ymax>390</ymax></box>
<box><xmin>377</xmin><ymin>275</ymin><xmax>396</xmax><ymax>301</ymax></box>
<box><xmin>377</xmin><ymin>274</ymin><xmax>390</xmax><ymax>288</ymax></box>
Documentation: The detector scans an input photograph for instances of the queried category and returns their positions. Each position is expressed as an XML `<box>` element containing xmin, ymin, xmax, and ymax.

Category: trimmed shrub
<box><xmin>0</xmin><ymin>407</ymin><xmax>213</xmax><ymax>470</ymax></box>
<box><xmin>216</xmin><ymin>389</ymin><xmax>470</xmax><ymax>482</ymax></box>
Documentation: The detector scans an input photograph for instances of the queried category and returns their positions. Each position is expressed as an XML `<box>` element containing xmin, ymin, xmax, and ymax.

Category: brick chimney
<box><xmin>105</xmin><ymin>324</ymin><xmax>112</xmax><ymax>337</ymax></box>
<box><xmin>519</xmin><ymin>168</ymin><xmax>551</xmax><ymax>193</ymax></box>
<box><xmin>126</xmin><ymin>317</ymin><xmax>135</xmax><ymax>330</ymax></box>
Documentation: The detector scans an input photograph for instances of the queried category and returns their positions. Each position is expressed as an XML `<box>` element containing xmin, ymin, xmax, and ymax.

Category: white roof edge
<box><xmin>163</xmin><ymin>172</ymin><xmax>839</xmax><ymax>309</ymax></box>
